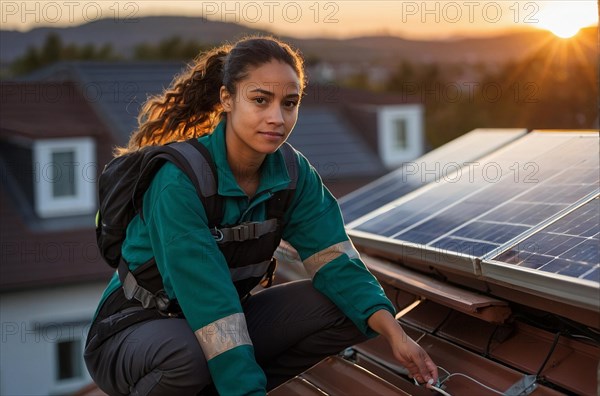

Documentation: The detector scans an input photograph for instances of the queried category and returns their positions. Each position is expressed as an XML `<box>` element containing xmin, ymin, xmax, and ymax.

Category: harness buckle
<box><xmin>231</xmin><ymin>222</ymin><xmax>257</xmax><ymax>241</ymax></box>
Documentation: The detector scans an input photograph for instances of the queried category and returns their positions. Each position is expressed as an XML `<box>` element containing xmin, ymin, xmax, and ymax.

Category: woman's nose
<box><xmin>267</xmin><ymin>104</ymin><xmax>284</xmax><ymax>125</ymax></box>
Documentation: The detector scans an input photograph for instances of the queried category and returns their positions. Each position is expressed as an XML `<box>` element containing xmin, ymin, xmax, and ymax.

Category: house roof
<box><xmin>0</xmin><ymin>82</ymin><xmax>115</xmax><ymax>291</ymax></box>
<box><xmin>0</xmin><ymin>73</ymin><xmax>417</xmax><ymax>291</ymax></box>
<box><xmin>26</xmin><ymin>61</ymin><xmax>422</xmax><ymax>180</ymax></box>
<box><xmin>0</xmin><ymin>189</ymin><xmax>114</xmax><ymax>291</ymax></box>
<box><xmin>25</xmin><ymin>61</ymin><xmax>185</xmax><ymax>144</ymax></box>
<box><xmin>287</xmin><ymin>107</ymin><xmax>383</xmax><ymax>179</ymax></box>
<box><xmin>0</xmin><ymin>82</ymin><xmax>110</xmax><ymax>139</ymax></box>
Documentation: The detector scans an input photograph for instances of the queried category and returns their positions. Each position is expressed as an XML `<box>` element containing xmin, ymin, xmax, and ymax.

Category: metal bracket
<box><xmin>503</xmin><ymin>375</ymin><xmax>537</xmax><ymax>396</ymax></box>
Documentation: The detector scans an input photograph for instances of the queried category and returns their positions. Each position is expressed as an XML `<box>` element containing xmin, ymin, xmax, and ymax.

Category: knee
<box><xmin>138</xmin><ymin>338</ymin><xmax>210</xmax><ymax>395</ymax></box>
<box><xmin>159</xmin><ymin>335</ymin><xmax>209</xmax><ymax>384</ymax></box>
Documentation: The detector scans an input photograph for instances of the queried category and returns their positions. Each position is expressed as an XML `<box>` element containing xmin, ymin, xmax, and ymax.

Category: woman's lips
<box><xmin>259</xmin><ymin>131</ymin><xmax>284</xmax><ymax>141</ymax></box>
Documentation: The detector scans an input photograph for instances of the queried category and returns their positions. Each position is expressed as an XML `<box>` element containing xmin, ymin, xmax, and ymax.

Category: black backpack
<box><xmin>95</xmin><ymin>139</ymin><xmax>222</xmax><ymax>269</ymax></box>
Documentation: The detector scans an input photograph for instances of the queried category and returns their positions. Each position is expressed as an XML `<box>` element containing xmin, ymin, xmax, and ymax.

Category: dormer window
<box><xmin>392</xmin><ymin>118</ymin><xmax>408</xmax><ymax>150</ymax></box>
<box><xmin>33</xmin><ymin>138</ymin><xmax>96</xmax><ymax>218</ymax></box>
<box><xmin>378</xmin><ymin>105</ymin><xmax>424</xmax><ymax>169</ymax></box>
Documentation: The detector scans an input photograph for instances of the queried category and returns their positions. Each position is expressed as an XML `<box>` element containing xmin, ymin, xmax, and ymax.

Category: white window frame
<box><xmin>377</xmin><ymin>105</ymin><xmax>424</xmax><ymax>168</ymax></box>
<box><xmin>48</xmin><ymin>322</ymin><xmax>90</xmax><ymax>395</ymax></box>
<box><xmin>33</xmin><ymin>138</ymin><xmax>96</xmax><ymax>218</ymax></box>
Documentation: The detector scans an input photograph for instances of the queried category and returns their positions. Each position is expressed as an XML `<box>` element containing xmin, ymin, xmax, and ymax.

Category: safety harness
<box><xmin>88</xmin><ymin>140</ymin><xmax>298</xmax><ymax>347</ymax></box>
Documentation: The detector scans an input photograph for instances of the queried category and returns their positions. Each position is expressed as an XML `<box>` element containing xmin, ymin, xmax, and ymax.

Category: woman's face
<box><xmin>221</xmin><ymin>59</ymin><xmax>301</xmax><ymax>162</ymax></box>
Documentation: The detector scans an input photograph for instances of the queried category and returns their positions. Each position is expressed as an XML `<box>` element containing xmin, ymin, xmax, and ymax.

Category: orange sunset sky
<box><xmin>1</xmin><ymin>0</ymin><xmax>598</xmax><ymax>39</ymax></box>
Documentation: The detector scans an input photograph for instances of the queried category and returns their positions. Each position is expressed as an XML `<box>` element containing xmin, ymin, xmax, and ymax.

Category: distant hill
<box><xmin>0</xmin><ymin>16</ymin><xmax>269</xmax><ymax>62</ymax></box>
<box><xmin>287</xmin><ymin>29</ymin><xmax>557</xmax><ymax>65</ymax></box>
<box><xmin>1</xmin><ymin>16</ymin><xmax>596</xmax><ymax>65</ymax></box>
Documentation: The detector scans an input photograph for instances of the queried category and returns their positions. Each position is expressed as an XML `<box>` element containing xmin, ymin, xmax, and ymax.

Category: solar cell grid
<box><xmin>352</xmin><ymin>133</ymin><xmax>599</xmax><ymax>261</ymax></box>
<box><xmin>339</xmin><ymin>129</ymin><xmax>525</xmax><ymax>223</ymax></box>
<box><xmin>493</xmin><ymin>198</ymin><xmax>599</xmax><ymax>282</ymax></box>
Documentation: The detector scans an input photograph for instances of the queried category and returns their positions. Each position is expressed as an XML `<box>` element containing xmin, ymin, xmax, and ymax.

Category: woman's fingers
<box><xmin>394</xmin><ymin>339</ymin><xmax>438</xmax><ymax>385</ymax></box>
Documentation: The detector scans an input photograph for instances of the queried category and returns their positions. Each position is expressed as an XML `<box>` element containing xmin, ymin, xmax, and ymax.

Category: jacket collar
<box><xmin>204</xmin><ymin>119</ymin><xmax>291</xmax><ymax>198</ymax></box>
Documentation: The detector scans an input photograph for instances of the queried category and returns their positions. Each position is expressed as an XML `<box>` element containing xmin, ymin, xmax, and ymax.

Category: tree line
<box><xmin>8</xmin><ymin>33</ymin><xmax>210</xmax><ymax>77</ymax></box>
<box><xmin>345</xmin><ymin>29</ymin><xmax>597</xmax><ymax>146</ymax></box>
<box><xmin>7</xmin><ymin>31</ymin><xmax>597</xmax><ymax>148</ymax></box>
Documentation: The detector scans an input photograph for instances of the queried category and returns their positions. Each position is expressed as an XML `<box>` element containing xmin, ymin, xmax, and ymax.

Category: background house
<box><xmin>28</xmin><ymin>61</ymin><xmax>425</xmax><ymax>196</ymax></box>
<box><xmin>0</xmin><ymin>82</ymin><xmax>115</xmax><ymax>395</ymax></box>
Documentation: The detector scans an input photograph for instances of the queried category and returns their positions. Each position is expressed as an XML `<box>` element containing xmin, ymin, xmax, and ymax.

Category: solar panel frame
<box><xmin>349</xmin><ymin>228</ymin><xmax>480</xmax><ymax>275</ymax></box>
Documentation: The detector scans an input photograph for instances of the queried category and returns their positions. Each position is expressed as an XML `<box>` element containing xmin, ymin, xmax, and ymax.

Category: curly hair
<box><xmin>116</xmin><ymin>36</ymin><xmax>305</xmax><ymax>156</ymax></box>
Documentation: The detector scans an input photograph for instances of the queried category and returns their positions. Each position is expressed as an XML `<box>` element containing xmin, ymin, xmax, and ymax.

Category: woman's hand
<box><xmin>367</xmin><ymin>309</ymin><xmax>438</xmax><ymax>386</ymax></box>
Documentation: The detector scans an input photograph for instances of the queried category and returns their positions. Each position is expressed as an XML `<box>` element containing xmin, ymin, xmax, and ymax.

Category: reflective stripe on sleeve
<box><xmin>194</xmin><ymin>313</ymin><xmax>252</xmax><ymax>360</ymax></box>
<box><xmin>303</xmin><ymin>240</ymin><xmax>360</xmax><ymax>278</ymax></box>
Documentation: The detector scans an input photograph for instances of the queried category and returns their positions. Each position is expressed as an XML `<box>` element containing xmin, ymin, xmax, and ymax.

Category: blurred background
<box><xmin>2</xmin><ymin>0</ymin><xmax>598</xmax><ymax>147</ymax></box>
<box><xmin>0</xmin><ymin>1</ymin><xmax>598</xmax><ymax>395</ymax></box>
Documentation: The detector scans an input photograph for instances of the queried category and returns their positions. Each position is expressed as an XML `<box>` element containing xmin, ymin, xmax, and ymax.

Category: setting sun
<box><xmin>536</xmin><ymin>1</ymin><xmax>598</xmax><ymax>38</ymax></box>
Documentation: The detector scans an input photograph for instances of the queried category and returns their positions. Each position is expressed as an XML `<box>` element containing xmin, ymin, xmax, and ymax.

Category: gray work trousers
<box><xmin>84</xmin><ymin>280</ymin><xmax>367</xmax><ymax>395</ymax></box>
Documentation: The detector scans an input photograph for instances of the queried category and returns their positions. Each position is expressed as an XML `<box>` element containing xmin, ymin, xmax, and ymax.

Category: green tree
<box><xmin>40</xmin><ymin>33</ymin><xmax>62</xmax><ymax>64</ymax></box>
<box><xmin>10</xmin><ymin>46</ymin><xmax>41</xmax><ymax>76</ymax></box>
<box><xmin>133</xmin><ymin>36</ymin><xmax>210</xmax><ymax>61</ymax></box>
<box><xmin>9</xmin><ymin>33</ymin><xmax>119</xmax><ymax>77</ymax></box>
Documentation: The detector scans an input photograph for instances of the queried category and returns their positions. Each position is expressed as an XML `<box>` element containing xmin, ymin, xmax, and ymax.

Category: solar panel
<box><xmin>338</xmin><ymin>129</ymin><xmax>526</xmax><ymax>223</ymax></box>
<box><xmin>349</xmin><ymin>132</ymin><xmax>599</xmax><ymax>269</ymax></box>
<box><xmin>490</xmin><ymin>196</ymin><xmax>599</xmax><ymax>280</ymax></box>
<box><xmin>478</xmin><ymin>194</ymin><xmax>599</xmax><ymax>310</ymax></box>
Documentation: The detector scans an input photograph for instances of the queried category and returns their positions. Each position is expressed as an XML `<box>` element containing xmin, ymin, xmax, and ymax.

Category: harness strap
<box><xmin>214</xmin><ymin>219</ymin><xmax>278</xmax><ymax>243</ymax></box>
<box><xmin>118</xmin><ymin>260</ymin><xmax>170</xmax><ymax>311</ymax></box>
<box><xmin>116</xmin><ymin>142</ymin><xmax>298</xmax><ymax>316</ymax></box>
<box><xmin>230</xmin><ymin>260</ymin><xmax>272</xmax><ymax>282</ymax></box>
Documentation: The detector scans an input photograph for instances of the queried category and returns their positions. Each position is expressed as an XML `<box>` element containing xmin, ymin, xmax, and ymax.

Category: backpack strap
<box><xmin>166</xmin><ymin>139</ymin><xmax>223</xmax><ymax>229</ymax></box>
<box><xmin>122</xmin><ymin>139</ymin><xmax>223</xmax><ymax>311</ymax></box>
<box><xmin>133</xmin><ymin>139</ymin><xmax>223</xmax><ymax>228</ymax></box>
<box><xmin>210</xmin><ymin>143</ymin><xmax>298</xmax><ymax>244</ymax></box>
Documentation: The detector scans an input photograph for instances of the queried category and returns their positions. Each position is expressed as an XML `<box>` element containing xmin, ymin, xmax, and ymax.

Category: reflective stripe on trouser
<box><xmin>302</xmin><ymin>240</ymin><xmax>360</xmax><ymax>278</ymax></box>
<box><xmin>194</xmin><ymin>312</ymin><xmax>253</xmax><ymax>360</ymax></box>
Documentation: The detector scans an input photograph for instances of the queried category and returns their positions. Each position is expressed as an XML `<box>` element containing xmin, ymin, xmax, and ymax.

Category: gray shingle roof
<box><xmin>288</xmin><ymin>107</ymin><xmax>384</xmax><ymax>178</ymax></box>
<box><xmin>28</xmin><ymin>61</ymin><xmax>390</xmax><ymax>178</ymax></box>
<box><xmin>27</xmin><ymin>61</ymin><xmax>186</xmax><ymax>144</ymax></box>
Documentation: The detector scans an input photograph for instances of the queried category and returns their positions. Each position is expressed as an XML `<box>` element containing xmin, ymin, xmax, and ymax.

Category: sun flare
<box><xmin>536</xmin><ymin>1</ymin><xmax>598</xmax><ymax>39</ymax></box>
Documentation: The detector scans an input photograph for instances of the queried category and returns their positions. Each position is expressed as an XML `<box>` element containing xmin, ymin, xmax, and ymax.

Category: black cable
<box><xmin>536</xmin><ymin>331</ymin><xmax>561</xmax><ymax>377</ymax></box>
<box><xmin>431</xmin><ymin>308</ymin><xmax>454</xmax><ymax>335</ymax></box>
<box><xmin>484</xmin><ymin>324</ymin><xmax>500</xmax><ymax>357</ymax></box>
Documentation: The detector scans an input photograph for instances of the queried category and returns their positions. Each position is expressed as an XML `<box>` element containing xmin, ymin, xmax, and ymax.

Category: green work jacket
<box><xmin>94</xmin><ymin>120</ymin><xmax>395</xmax><ymax>395</ymax></box>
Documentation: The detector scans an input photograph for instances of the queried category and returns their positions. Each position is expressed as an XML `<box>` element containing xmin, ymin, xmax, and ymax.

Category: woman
<box><xmin>85</xmin><ymin>36</ymin><xmax>438</xmax><ymax>396</ymax></box>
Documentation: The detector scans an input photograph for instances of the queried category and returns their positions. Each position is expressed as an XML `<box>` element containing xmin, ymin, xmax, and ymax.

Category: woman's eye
<box><xmin>284</xmin><ymin>101</ymin><xmax>298</xmax><ymax>108</ymax></box>
<box><xmin>254</xmin><ymin>97</ymin><xmax>267</xmax><ymax>104</ymax></box>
